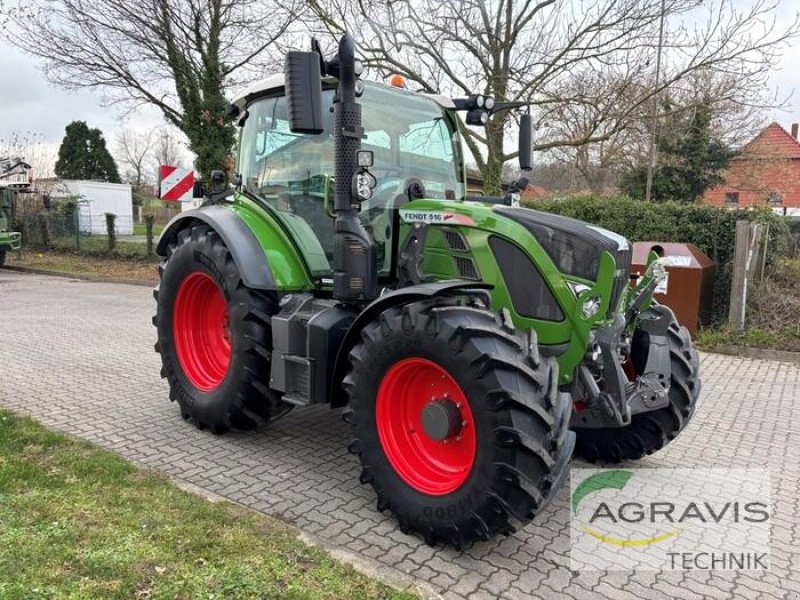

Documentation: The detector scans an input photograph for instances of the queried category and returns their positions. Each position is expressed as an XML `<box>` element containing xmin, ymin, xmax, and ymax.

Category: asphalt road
<box><xmin>0</xmin><ymin>269</ymin><xmax>798</xmax><ymax>599</ymax></box>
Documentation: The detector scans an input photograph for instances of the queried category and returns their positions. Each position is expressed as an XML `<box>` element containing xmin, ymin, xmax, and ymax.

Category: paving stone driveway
<box><xmin>1</xmin><ymin>270</ymin><xmax>798</xmax><ymax>599</ymax></box>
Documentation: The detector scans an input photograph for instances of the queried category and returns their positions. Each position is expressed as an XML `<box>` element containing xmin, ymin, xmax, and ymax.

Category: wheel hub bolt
<box><xmin>421</xmin><ymin>398</ymin><xmax>463</xmax><ymax>441</ymax></box>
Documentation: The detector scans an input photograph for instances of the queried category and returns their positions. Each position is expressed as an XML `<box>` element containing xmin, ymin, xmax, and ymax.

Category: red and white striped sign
<box><xmin>159</xmin><ymin>165</ymin><xmax>194</xmax><ymax>202</ymax></box>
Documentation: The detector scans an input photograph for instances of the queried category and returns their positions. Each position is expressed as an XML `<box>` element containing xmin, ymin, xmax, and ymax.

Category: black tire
<box><xmin>573</xmin><ymin>320</ymin><xmax>701</xmax><ymax>463</ymax></box>
<box><xmin>0</xmin><ymin>249</ymin><xmax>5</xmax><ymax>267</ymax></box>
<box><xmin>153</xmin><ymin>223</ymin><xmax>292</xmax><ymax>433</ymax></box>
<box><xmin>344</xmin><ymin>299</ymin><xmax>575</xmax><ymax>548</ymax></box>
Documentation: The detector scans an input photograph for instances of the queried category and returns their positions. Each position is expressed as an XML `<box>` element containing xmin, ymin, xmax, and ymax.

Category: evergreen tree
<box><xmin>620</xmin><ymin>99</ymin><xmax>737</xmax><ymax>202</ymax></box>
<box><xmin>55</xmin><ymin>121</ymin><xmax>121</xmax><ymax>183</ymax></box>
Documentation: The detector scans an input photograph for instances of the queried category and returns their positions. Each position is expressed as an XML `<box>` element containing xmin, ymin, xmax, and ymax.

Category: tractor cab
<box><xmin>234</xmin><ymin>79</ymin><xmax>465</xmax><ymax>278</ymax></box>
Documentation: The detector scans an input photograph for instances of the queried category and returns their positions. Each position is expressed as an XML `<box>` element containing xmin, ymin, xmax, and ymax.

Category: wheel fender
<box><xmin>157</xmin><ymin>205</ymin><xmax>275</xmax><ymax>290</ymax></box>
<box><xmin>330</xmin><ymin>280</ymin><xmax>493</xmax><ymax>406</ymax></box>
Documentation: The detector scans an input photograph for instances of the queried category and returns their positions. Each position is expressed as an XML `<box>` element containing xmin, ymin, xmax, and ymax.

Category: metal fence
<box><xmin>21</xmin><ymin>211</ymin><xmax>78</xmax><ymax>249</ymax></box>
<box><xmin>19</xmin><ymin>210</ymin><xmax>153</xmax><ymax>257</ymax></box>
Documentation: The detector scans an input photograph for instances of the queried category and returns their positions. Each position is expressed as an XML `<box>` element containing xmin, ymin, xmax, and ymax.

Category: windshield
<box><xmin>238</xmin><ymin>82</ymin><xmax>464</xmax><ymax>275</ymax></box>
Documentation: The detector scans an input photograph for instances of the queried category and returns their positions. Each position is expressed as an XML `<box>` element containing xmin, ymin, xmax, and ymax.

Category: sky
<box><xmin>0</xmin><ymin>42</ymin><xmax>178</xmax><ymax>178</ymax></box>
<box><xmin>0</xmin><ymin>0</ymin><xmax>798</xmax><ymax>178</ymax></box>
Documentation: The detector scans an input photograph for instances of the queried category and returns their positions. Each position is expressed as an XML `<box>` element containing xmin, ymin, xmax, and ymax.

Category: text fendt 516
<box><xmin>153</xmin><ymin>36</ymin><xmax>700</xmax><ymax>548</ymax></box>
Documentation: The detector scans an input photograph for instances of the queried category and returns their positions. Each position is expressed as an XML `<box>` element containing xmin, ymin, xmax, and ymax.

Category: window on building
<box><xmin>725</xmin><ymin>191</ymin><xmax>739</xmax><ymax>205</ymax></box>
<box><xmin>768</xmin><ymin>191</ymin><xmax>783</xmax><ymax>205</ymax></box>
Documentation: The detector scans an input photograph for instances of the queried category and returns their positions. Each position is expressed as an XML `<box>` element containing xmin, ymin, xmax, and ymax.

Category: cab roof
<box><xmin>230</xmin><ymin>74</ymin><xmax>455</xmax><ymax>110</ymax></box>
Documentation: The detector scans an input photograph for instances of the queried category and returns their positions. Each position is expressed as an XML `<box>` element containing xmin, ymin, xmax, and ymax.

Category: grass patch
<box><xmin>51</xmin><ymin>236</ymin><xmax>152</xmax><ymax>260</ymax></box>
<box><xmin>7</xmin><ymin>252</ymin><xmax>158</xmax><ymax>284</ymax></box>
<box><xmin>133</xmin><ymin>223</ymin><xmax>164</xmax><ymax>236</ymax></box>
<box><xmin>0</xmin><ymin>410</ymin><xmax>411</xmax><ymax>599</ymax></box>
<box><xmin>695</xmin><ymin>325</ymin><xmax>800</xmax><ymax>353</ymax></box>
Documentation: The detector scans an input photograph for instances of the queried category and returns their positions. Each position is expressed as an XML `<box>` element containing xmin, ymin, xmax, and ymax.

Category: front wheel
<box><xmin>153</xmin><ymin>223</ymin><xmax>292</xmax><ymax>433</ymax></box>
<box><xmin>573</xmin><ymin>320</ymin><xmax>701</xmax><ymax>463</ymax></box>
<box><xmin>344</xmin><ymin>299</ymin><xmax>574</xmax><ymax>547</ymax></box>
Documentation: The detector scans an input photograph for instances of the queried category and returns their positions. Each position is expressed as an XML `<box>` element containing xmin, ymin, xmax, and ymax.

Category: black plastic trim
<box><xmin>489</xmin><ymin>235</ymin><xmax>565</xmax><ymax>322</ymax></box>
<box><xmin>494</xmin><ymin>206</ymin><xmax>621</xmax><ymax>281</ymax></box>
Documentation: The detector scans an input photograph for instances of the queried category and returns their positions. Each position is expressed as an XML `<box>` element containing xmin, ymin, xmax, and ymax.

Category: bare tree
<box><xmin>546</xmin><ymin>67</ymin><xmax>775</xmax><ymax>194</ymax></box>
<box><xmin>116</xmin><ymin>127</ymin><xmax>154</xmax><ymax>188</ymax></box>
<box><xmin>0</xmin><ymin>131</ymin><xmax>57</xmax><ymax>180</ymax></box>
<box><xmin>7</xmin><ymin>0</ymin><xmax>302</xmax><ymax>179</ymax></box>
<box><xmin>307</xmin><ymin>0</ymin><xmax>798</xmax><ymax>194</ymax></box>
<box><xmin>152</xmin><ymin>128</ymin><xmax>185</xmax><ymax>173</ymax></box>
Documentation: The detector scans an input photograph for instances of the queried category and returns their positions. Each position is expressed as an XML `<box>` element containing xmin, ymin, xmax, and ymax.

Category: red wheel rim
<box><xmin>376</xmin><ymin>357</ymin><xmax>476</xmax><ymax>495</ymax></box>
<box><xmin>173</xmin><ymin>272</ymin><xmax>231</xmax><ymax>392</ymax></box>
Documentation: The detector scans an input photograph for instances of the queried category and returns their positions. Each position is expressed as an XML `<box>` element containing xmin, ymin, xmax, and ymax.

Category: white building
<box><xmin>0</xmin><ymin>157</ymin><xmax>32</xmax><ymax>189</ymax></box>
<box><xmin>49</xmin><ymin>180</ymin><xmax>134</xmax><ymax>235</ymax></box>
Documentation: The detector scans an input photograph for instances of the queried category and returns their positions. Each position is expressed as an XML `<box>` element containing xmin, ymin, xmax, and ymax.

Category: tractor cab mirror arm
<box><xmin>453</xmin><ymin>96</ymin><xmax>533</xmax><ymax>171</ymax></box>
<box><xmin>484</xmin><ymin>101</ymin><xmax>533</xmax><ymax>170</ymax></box>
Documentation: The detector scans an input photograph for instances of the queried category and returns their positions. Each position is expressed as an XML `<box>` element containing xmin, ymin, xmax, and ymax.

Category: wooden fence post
<box><xmin>728</xmin><ymin>221</ymin><xmax>769</xmax><ymax>330</ymax></box>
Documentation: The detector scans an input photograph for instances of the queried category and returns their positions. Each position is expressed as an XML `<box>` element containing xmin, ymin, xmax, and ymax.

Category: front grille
<box><xmin>453</xmin><ymin>255</ymin><xmax>479</xmax><ymax>279</ymax></box>
<box><xmin>608</xmin><ymin>247</ymin><xmax>632</xmax><ymax>317</ymax></box>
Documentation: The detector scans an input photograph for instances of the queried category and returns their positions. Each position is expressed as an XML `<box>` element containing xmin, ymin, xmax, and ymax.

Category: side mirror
<box><xmin>285</xmin><ymin>51</ymin><xmax>324</xmax><ymax>134</ymax></box>
<box><xmin>519</xmin><ymin>112</ymin><xmax>533</xmax><ymax>171</ymax></box>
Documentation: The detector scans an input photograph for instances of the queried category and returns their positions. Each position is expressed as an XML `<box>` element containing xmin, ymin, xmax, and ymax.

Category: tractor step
<box><xmin>279</xmin><ymin>354</ymin><xmax>312</xmax><ymax>406</ymax></box>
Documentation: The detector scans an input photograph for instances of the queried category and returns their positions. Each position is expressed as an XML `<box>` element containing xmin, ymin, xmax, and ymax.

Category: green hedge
<box><xmin>524</xmin><ymin>195</ymin><xmax>790</xmax><ymax>323</ymax></box>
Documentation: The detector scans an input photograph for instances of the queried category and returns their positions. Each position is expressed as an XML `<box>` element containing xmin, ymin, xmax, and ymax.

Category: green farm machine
<box><xmin>0</xmin><ymin>190</ymin><xmax>21</xmax><ymax>267</ymax></box>
<box><xmin>154</xmin><ymin>36</ymin><xmax>700</xmax><ymax>547</ymax></box>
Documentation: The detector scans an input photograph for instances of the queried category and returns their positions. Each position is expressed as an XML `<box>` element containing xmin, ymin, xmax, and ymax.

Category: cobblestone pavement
<box><xmin>1</xmin><ymin>270</ymin><xmax>798</xmax><ymax>599</ymax></box>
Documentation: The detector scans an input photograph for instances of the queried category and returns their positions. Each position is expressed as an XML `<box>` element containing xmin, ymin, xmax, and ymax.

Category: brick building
<box><xmin>703</xmin><ymin>122</ymin><xmax>800</xmax><ymax>216</ymax></box>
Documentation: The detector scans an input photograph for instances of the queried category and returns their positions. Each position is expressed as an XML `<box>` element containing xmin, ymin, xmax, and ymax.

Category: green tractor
<box><xmin>0</xmin><ymin>190</ymin><xmax>21</xmax><ymax>267</ymax></box>
<box><xmin>154</xmin><ymin>36</ymin><xmax>700</xmax><ymax>547</ymax></box>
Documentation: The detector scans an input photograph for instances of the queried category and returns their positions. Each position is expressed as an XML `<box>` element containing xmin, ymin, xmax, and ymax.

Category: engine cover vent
<box><xmin>453</xmin><ymin>255</ymin><xmax>479</xmax><ymax>280</ymax></box>
<box><xmin>443</xmin><ymin>230</ymin><xmax>469</xmax><ymax>252</ymax></box>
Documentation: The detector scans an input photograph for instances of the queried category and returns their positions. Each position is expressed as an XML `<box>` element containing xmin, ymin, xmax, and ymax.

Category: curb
<box><xmin>703</xmin><ymin>345</ymin><xmax>800</xmax><ymax>366</ymax></box>
<box><xmin>170</xmin><ymin>476</ymin><xmax>442</xmax><ymax>599</ymax></box>
<box><xmin>2</xmin><ymin>265</ymin><xmax>156</xmax><ymax>288</ymax></box>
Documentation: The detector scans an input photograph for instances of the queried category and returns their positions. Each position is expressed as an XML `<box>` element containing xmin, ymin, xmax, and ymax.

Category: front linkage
<box><xmin>571</xmin><ymin>258</ymin><xmax>701</xmax><ymax>462</ymax></box>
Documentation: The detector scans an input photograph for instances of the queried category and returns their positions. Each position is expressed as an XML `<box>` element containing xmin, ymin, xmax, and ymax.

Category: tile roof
<box><xmin>740</xmin><ymin>122</ymin><xmax>800</xmax><ymax>159</ymax></box>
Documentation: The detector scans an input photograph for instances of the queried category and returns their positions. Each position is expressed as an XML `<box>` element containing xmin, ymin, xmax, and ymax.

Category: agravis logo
<box><xmin>571</xmin><ymin>470</ymin><xmax>682</xmax><ymax>547</ymax></box>
<box><xmin>569</xmin><ymin>468</ymin><xmax>771</xmax><ymax>571</ymax></box>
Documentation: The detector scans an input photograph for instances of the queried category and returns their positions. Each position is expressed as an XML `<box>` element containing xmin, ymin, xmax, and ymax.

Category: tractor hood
<box><xmin>493</xmin><ymin>206</ymin><xmax>631</xmax><ymax>283</ymax></box>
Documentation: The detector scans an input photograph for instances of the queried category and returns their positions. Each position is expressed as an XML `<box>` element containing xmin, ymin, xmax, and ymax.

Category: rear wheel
<box><xmin>344</xmin><ymin>299</ymin><xmax>574</xmax><ymax>547</ymax></box>
<box><xmin>573</xmin><ymin>320</ymin><xmax>700</xmax><ymax>463</ymax></box>
<box><xmin>153</xmin><ymin>223</ymin><xmax>292</xmax><ymax>433</ymax></box>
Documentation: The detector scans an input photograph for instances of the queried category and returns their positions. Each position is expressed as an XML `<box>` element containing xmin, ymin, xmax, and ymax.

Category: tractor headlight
<box><xmin>484</xmin><ymin>96</ymin><xmax>495</xmax><ymax>110</ymax></box>
<box><xmin>354</xmin><ymin>170</ymin><xmax>377</xmax><ymax>202</ymax></box>
<box><xmin>466</xmin><ymin>109</ymin><xmax>489</xmax><ymax>126</ymax></box>
<box><xmin>581</xmin><ymin>295</ymin><xmax>602</xmax><ymax>319</ymax></box>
